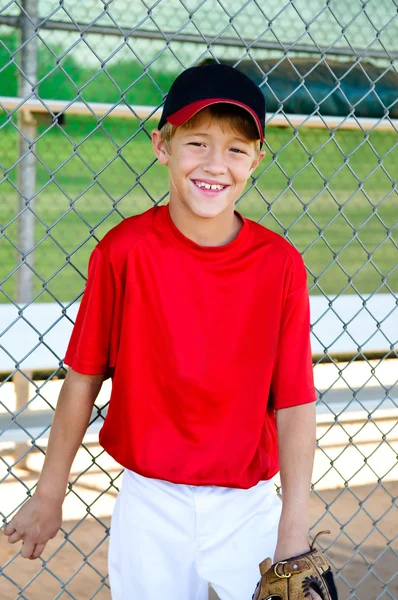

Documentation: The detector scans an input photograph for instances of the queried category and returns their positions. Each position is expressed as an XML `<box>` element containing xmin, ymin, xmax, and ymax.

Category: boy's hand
<box><xmin>3</xmin><ymin>493</ymin><xmax>62</xmax><ymax>559</ymax></box>
<box><xmin>274</xmin><ymin>541</ymin><xmax>322</xmax><ymax>600</ymax></box>
<box><xmin>272</xmin><ymin>535</ymin><xmax>332</xmax><ymax>600</ymax></box>
<box><xmin>273</xmin><ymin>535</ymin><xmax>311</xmax><ymax>565</ymax></box>
<box><xmin>308</xmin><ymin>591</ymin><xmax>323</xmax><ymax>600</ymax></box>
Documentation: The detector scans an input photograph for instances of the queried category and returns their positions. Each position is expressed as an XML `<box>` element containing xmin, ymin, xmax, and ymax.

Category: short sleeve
<box><xmin>271</xmin><ymin>263</ymin><xmax>317</xmax><ymax>410</ymax></box>
<box><xmin>64</xmin><ymin>247</ymin><xmax>123</xmax><ymax>375</ymax></box>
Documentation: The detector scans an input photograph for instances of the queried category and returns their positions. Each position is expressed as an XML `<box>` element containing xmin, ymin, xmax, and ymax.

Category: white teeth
<box><xmin>195</xmin><ymin>181</ymin><xmax>225</xmax><ymax>191</ymax></box>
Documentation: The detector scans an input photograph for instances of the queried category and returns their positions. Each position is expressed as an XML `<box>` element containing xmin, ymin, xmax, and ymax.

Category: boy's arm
<box><xmin>274</xmin><ymin>401</ymin><xmax>316</xmax><ymax>562</ymax></box>
<box><xmin>3</xmin><ymin>367</ymin><xmax>104</xmax><ymax>559</ymax></box>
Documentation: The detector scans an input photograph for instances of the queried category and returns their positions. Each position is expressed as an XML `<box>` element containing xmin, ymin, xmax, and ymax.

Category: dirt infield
<box><xmin>1</xmin><ymin>480</ymin><xmax>397</xmax><ymax>600</ymax></box>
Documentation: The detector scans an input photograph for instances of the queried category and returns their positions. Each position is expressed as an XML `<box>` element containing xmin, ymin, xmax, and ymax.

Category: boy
<box><xmin>4</xmin><ymin>63</ymin><xmax>322</xmax><ymax>600</ymax></box>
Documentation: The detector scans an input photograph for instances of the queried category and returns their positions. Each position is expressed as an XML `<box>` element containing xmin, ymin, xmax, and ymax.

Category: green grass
<box><xmin>0</xmin><ymin>116</ymin><xmax>397</xmax><ymax>302</ymax></box>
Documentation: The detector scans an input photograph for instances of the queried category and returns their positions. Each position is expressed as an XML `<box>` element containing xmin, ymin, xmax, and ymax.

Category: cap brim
<box><xmin>166</xmin><ymin>98</ymin><xmax>264</xmax><ymax>143</ymax></box>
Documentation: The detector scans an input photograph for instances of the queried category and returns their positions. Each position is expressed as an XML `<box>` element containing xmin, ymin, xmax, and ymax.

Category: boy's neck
<box><xmin>167</xmin><ymin>203</ymin><xmax>242</xmax><ymax>247</ymax></box>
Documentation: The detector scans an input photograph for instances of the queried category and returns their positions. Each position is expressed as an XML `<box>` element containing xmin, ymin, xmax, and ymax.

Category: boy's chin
<box><xmin>186</xmin><ymin>199</ymin><xmax>235</xmax><ymax>220</ymax></box>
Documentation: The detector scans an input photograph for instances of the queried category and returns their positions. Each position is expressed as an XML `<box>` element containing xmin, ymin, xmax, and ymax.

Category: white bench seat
<box><xmin>0</xmin><ymin>294</ymin><xmax>396</xmax><ymax>374</ymax></box>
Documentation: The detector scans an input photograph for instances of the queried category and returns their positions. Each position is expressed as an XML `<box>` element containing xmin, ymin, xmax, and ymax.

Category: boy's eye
<box><xmin>188</xmin><ymin>142</ymin><xmax>205</xmax><ymax>147</ymax></box>
<box><xmin>230</xmin><ymin>147</ymin><xmax>247</xmax><ymax>154</ymax></box>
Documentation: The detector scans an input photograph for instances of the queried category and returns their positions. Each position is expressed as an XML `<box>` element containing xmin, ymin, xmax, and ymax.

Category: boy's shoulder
<box><xmin>246</xmin><ymin>217</ymin><xmax>308</xmax><ymax>290</ymax></box>
<box><xmin>247</xmin><ymin>217</ymin><xmax>304</xmax><ymax>266</ymax></box>
<box><xmin>96</xmin><ymin>206</ymin><xmax>157</xmax><ymax>260</ymax></box>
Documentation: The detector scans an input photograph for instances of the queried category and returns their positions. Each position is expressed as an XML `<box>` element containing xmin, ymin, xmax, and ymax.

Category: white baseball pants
<box><xmin>108</xmin><ymin>469</ymin><xmax>282</xmax><ymax>600</ymax></box>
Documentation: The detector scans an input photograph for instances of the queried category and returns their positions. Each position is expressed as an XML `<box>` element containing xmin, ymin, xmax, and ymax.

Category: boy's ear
<box><xmin>250</xmin><ymin>149</ymin><xmax>266</xmax><ymax>174</ymax></box>
<box><xmin>152</xmin><ymin>129</ymin><xmax>169</xmax><ymax>165</ymax></box>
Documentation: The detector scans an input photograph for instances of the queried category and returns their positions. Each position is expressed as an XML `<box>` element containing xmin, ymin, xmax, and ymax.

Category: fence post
<box><xmin>13</xmin><ymin>0</ymin><xmax>38</xmax><ymax>469</ymax></box>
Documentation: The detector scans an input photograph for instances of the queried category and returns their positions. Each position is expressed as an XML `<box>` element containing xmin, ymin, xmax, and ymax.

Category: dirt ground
<box><xmin>0</xmin><ymin>479</ymin><xmax>397</xmax><ymax>600</ymax></box>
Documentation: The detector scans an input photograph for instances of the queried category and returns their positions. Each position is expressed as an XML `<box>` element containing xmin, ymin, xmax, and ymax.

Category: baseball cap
<box><xmin>158</xmin><ymin>63</ymin><xmax>266</xmax><ymax>143</ymax></box>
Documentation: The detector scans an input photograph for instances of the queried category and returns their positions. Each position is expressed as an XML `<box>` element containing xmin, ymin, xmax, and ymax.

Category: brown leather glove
<box><xmin>252</xmin><ymin>531</ymin><xmax>338</xmax><ymax>600</ymax></box>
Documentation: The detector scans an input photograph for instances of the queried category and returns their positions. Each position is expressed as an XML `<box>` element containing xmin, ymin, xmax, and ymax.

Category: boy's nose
<box><xmin>202</xmin><ymin>151</ymin><xmax>227</xmax><ymax>175</ymax></box>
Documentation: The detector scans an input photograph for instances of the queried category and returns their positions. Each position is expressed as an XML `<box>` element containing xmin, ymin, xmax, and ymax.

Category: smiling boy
<box><xmin>4</xmin><ymin>63</ymin><xmax>322</xmax><ymax>600</ymax></box>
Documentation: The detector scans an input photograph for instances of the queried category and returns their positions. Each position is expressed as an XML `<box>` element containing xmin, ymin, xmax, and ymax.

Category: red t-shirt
<box><xmin>64</xmin><ymin>204</ymin><xmax>316</xmax><ymax>489</ymax></box>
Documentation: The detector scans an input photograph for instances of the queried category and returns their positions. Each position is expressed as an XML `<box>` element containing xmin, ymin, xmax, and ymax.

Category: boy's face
<box><xmin>152</xmin><ymin>109</ymin><xmax>265</xmax><ymax>221</ymax></box>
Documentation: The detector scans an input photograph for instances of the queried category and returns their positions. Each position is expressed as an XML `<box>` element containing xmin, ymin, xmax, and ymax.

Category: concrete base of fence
<box><xmin>1</xmin><ymin>358</ymin><xmax>397</xmax><ymax>486</ymax></box>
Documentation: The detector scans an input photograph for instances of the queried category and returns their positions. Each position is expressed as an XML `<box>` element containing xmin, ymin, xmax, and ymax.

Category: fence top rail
<box><xmin>1</xmin><ymin>96</ymin><xmax>396</xmax><ymax>132</ymax></box>
<box><xmin>1</xmin><ymin>15</ymin><xmax>396</xmax><ymax>60</ymax></box>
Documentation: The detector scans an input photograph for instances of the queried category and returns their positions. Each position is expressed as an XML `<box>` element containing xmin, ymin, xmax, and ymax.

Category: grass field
<box><xmin>0</xmin><ymin>116</ymin><xmax>397</xmax><ymax>302</ymax></box>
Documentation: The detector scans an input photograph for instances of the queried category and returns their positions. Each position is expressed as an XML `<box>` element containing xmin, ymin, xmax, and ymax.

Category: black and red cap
<box><xmin>158</xmin><ymin>63</ymin><xmax>266</xmax><ymax>143</ymax></box>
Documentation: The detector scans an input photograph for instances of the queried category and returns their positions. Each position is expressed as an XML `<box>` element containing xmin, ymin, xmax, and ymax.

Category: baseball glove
<box><xmin>252</xmin><ymin>530</ymin><xmax>338</xmax><ymax>600</ymax></box>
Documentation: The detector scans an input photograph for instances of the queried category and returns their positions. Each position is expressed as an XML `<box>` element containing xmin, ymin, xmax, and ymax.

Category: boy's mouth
<box><xmin>192</xmin><ymin>180</ymin><xmax>229</xmax><ymax>193</ymax></box>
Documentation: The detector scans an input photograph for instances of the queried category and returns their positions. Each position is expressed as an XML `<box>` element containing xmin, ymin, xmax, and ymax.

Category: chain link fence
<box><xmin>0</xmin><ymin>0</ymin><xmax>397</xmax><ymax>598</ymax></box>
